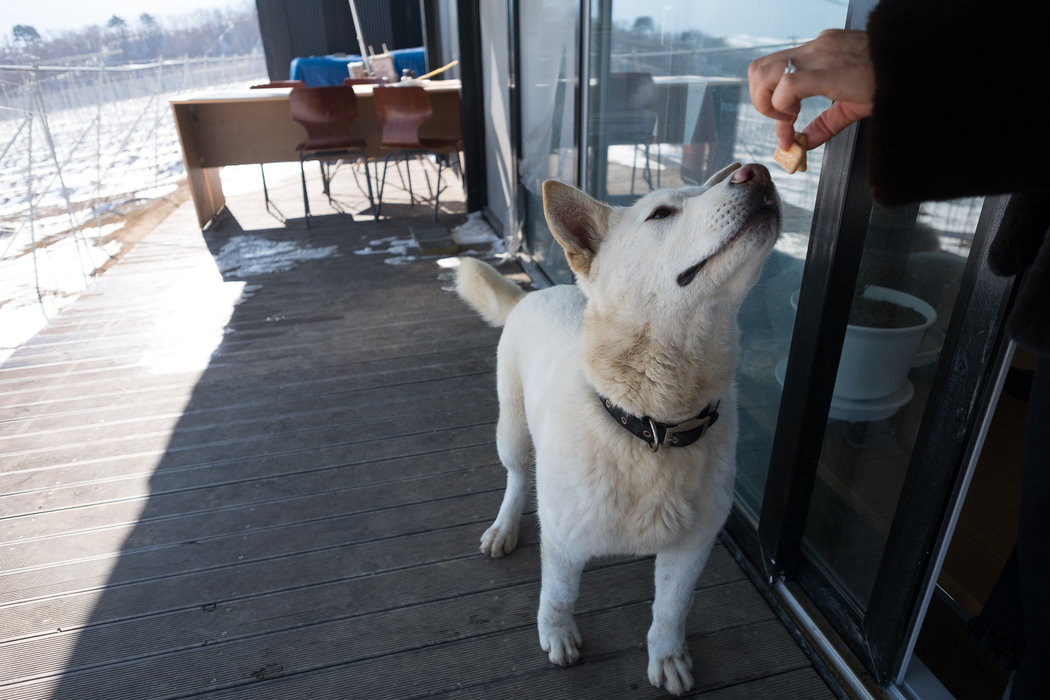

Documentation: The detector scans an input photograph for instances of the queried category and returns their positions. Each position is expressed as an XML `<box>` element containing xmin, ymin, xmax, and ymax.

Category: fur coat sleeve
<box><xmin>865</xmin><ymin>0</ymin><xmax>1050</xmax><ymax>351</ymax></box>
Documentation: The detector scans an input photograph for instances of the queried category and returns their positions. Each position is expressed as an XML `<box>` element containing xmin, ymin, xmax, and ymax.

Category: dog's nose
<box><xmin>730</xmin><ymin>163</ymin><xmax>772</xmax><ymax>186</ymax></box>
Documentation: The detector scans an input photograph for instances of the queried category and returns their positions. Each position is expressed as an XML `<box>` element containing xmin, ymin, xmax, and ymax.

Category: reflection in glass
<box><xmin>518</xmin><ymin>0</ymin><xmax>578</xmax><ymax>284</ymax></box>
<box><xmin>585</xmin><ymin>0</ymin><xmax>847</xmax><ymax>523</ymax></box>
<box><xmin>802</xmin><ymin>197</ymin><xmax>984</xmax><ymax>612</ymax></box>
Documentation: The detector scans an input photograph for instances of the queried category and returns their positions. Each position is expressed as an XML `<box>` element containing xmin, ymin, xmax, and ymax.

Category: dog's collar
<box><xmin>598</xmin><ymin>394</ymin><xmax>719</xmax><ymax>453</ymax></box>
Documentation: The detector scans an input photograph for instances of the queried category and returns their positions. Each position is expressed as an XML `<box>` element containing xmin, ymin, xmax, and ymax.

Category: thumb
<box><xmin>801</xmin><ymin>101</ymin><xmax>872</xmax><ymax>149</ymax></box>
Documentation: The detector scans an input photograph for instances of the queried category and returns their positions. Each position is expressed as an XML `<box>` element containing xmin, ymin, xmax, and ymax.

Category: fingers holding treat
<box><xmin>773</xmin><ymin>132</ymin><xmax>808</xmax><ymax>174</ymax></box>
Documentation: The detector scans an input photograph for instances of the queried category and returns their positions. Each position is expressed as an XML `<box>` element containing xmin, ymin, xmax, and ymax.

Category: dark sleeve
<box><xmin>865</xmin><ymin>0</ymin><xmax>1049</xmax><ymax>207</ymax></box>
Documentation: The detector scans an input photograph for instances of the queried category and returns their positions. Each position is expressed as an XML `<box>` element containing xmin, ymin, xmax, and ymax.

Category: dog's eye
<box><xmin>677</xmin><ymin>259</ymin><xmax>707</xmax><ymax>287</ymax></box>
<box><xmin>647</xmin><ymin>206</ymin><xmax>675</xmax><ymax>221</ymax></box>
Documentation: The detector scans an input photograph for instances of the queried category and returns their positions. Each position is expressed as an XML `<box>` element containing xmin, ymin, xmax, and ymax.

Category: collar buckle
<box><xmin>598</xmin><ymin>395</ymin><xmax>720</xmax><ymax>450</ymax></box>
<box><xmin>646</xmin><ymin>418</ymin><xmax>661</xmax><ymax>453</ymax></box>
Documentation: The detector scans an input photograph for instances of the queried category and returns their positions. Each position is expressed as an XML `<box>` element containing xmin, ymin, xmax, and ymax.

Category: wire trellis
<box><xmin>0</xmin><ymin>53</ymin><xmax>267</xmax><ymax>359</ymax></box>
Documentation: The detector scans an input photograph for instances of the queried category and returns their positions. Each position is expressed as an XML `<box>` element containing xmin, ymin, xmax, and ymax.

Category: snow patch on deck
<box><xmin>215</xmin><ymin>235</ymin><xmax>339</xmax><ymax>278</ymax></box>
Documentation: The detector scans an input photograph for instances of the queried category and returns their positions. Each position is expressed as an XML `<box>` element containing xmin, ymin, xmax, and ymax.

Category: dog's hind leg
<box><xmin>480</xmin><ymin>364</ymin><xmax>531</xmax><ymax>558</ymax></box>
<box><xmin>646</xmin><ymin>531</ymin><xmax>718</xmax><ymax>696</ymax></box>
<box><xmin>537</xmin><ymin>535</ymin><xmax>585</xmax><ymax>665</ymax></box>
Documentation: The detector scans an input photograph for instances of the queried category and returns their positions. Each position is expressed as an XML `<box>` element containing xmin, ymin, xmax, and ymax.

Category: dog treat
<box><xmin>773</xmin><ymin>132</ymin><xmax>808</xmax><ymax>174</ymax></box>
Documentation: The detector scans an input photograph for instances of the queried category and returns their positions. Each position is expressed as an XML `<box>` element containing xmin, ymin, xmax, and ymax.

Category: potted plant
<box><xmin>833</xmin><ymin>283</ymin><xmax>937</xmax><ymax>401</ymax></box>
<box><xmin>789</xmin><ymin>282</ymin><xmax>937</xmax><ymax>402</ymax></box>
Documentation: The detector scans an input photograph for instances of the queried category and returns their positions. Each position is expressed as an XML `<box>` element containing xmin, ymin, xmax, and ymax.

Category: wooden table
<box><xmin>170</xmin><ymin>80</ymin><xmax>462</xmax><ymax>227</ymax></box>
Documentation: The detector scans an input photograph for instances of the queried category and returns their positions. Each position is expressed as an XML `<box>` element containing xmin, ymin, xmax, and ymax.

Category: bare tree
<box><xmin>1</xmin><ymin>6</ymin><xmax>260</xmax><ymax>65</ymax></box>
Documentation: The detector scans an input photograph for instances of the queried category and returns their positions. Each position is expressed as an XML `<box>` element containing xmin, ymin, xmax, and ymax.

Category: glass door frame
<box><xmin>720</xmin><ymin>38</ymin><xmax>1019</xmax><ymax>698</ymax></box>
<box><xmin>505</xmin><ymin>0</ymin><xmax>588</xmax><ymax>286</ymax></box>
<box><xmin>503</xmin><ymin>0</ymin><xmax>1022</xmax><ymax>686</ymax></box>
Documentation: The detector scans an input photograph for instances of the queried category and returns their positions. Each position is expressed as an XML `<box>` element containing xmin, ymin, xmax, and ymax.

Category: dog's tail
<box><xmin>455</xmin><ymin>257</ymin><xmax>527</xmax><ymax>327</ymax></box>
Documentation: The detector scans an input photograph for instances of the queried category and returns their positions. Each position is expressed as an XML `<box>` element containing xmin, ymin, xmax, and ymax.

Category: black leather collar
<box><xmin>598</xmin><ymin>394</ymin><xmax>719</xmax><ymax>452</ymax></box>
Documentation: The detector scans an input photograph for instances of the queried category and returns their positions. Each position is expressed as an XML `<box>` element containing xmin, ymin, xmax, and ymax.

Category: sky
<box><xmin>6</xmin><ymin>0</ymin><xmax>249</xmax><ymax>36</ymax></box>
<box><xmin>9</xmin><ymin>0</ymin><xmax>854</xmax><ymax>42</ymax></box>
<box><xmin>611</xmin><ymin>0</ymin><xmax>852</xmax><ymax>43</ymax></box>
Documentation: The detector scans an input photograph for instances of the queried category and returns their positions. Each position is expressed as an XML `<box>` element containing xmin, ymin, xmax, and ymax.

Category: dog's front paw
<box><xmin>647</xmin><ymin>647</ymin><xmax>694</xmax><ymax>696</ymax></box>
<box><xmin>480</xmin><ymin>522</ymin><xmax>519</xmax><ymax>558</ymax></box>
<box><xmin>538</xmin><ymin>618</ymin><xmax>582</xmax><ymax>666</ymax></box>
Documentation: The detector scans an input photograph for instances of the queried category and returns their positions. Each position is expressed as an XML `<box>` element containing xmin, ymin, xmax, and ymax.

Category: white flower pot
<box><xmin>834</xmin><ymin>286</ymin><xmax>937</xmax><ymax>401</ymax></box>
<box><xmin>790</xmin><ymin>286</ymin><xmax>937</xmax><ymax>402</ymax></box>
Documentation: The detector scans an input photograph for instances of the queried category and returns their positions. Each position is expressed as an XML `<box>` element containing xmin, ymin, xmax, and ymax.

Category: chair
<box><xmin>250</xmin><ymin>81</ymin><xmax>305</xmax><ymax>212</ymax></box>
<box><xmin>288</xmin><ymin>85</ymin><xmax>376</xmax><ymax>226</ymax></box>
<box><xmin>372</xmin><ymin>86</ymin><xmax>462</xmax><ymax>223</ymax></box>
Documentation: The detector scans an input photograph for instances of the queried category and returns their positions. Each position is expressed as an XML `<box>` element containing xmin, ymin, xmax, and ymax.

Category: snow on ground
<box><xmin>348</xmin><ymin>210</ymin><xmax>505</xmax><ymax>268</ymax></box>
<box><xmin>215</xmin><ymin>235</ymin><xmax>339</xmax><ymax>278</ymax></box>
<box><xmin>0</xmin><ymin>56</ymin><xmax>268</xmax><ymax>363</ymax></box>
<box><xmin>0</xmin><ymin>225</ymin><xmax>124</xmax><ymax>359</ymax></box>
<box><xmin>450</xmin><ymin>211</ymin><xmax>504</xmax><ymax>255</ymax></box>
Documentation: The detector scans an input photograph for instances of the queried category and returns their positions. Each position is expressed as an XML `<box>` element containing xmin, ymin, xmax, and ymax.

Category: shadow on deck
<box><xmin>0</xmin><ymin>164</ymin><xmax>834</xmax><ymax>698</ymax></box>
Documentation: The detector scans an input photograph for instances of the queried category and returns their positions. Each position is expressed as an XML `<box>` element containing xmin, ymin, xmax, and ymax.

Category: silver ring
<box><xmin>784</xmin><ymin>58</ymin><xmax>797</xmax><ymax>75</ymax></box>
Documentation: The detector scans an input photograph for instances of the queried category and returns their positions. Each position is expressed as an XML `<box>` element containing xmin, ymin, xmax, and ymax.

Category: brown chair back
<box><xmin>372</xmin><ymin>86</ymin><xmax>433</xmax><ymax>150</ymax></box>
<box><xmin>288</xmin><ymin>86</ymin><xmax>362</xmax><ymax>151</ymax></box>
<box><xmin>250</xmin><ymin>80</ymin><xmax>305</xmax><ymax>89</ymax></box>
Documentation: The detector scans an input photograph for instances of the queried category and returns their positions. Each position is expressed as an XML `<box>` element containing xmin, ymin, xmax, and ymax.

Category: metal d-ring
<box><xmin>646</xmin><ymin>418</ymin><xmax>660</xmax><ymax>453</ymax></box>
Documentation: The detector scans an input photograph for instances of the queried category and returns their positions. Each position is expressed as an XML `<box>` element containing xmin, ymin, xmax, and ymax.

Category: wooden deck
<box><xmin>0</xmin><ymin>166</ymin><xmax>836</xmax><ymax>699</ymax></box>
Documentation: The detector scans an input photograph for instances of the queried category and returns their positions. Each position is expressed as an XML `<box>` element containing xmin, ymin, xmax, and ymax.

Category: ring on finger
<box><xmin>784</xmin><ymin>58</ymin><xmax>797</xmax><ymax>75</ymax></box>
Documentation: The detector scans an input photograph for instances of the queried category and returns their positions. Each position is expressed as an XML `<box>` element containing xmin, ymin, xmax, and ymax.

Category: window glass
<box><xmin>519</xmin><ymin>0</ymin><xmax>579</xmax><ymax>284</ymax></box>
<box><xmin>587</xmin><ymin>0</ymin><xmax>848</xmax><ymax>522</ymax></box>
<box><xmin>801</xmin><ymin>197</ymin><xmax>984</xmax><ymax>612</ymax></box>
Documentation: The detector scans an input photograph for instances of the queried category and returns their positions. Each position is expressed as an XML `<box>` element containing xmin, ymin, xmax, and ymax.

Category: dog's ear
<box><xmin>542</xmin><ymin>180</ymin><xmax>610</xmax><ymax>278</ymax></box>
<box><xmin>703</xmin><ymin>162</ymin><xmax>743</xmax><ymax>187</ymax></box>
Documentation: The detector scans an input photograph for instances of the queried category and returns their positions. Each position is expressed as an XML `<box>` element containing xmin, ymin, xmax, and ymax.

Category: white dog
<box><xmin>455</xmin><ymin>162</ymin><xmax>780</xmax><ymax>695</ymax></box>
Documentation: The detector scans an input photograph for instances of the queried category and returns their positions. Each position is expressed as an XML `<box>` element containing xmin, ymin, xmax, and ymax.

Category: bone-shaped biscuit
<box><xmin>773</xmin><ymin>132</ymin><xmax>808</xmax><ymax>174</ymax></box>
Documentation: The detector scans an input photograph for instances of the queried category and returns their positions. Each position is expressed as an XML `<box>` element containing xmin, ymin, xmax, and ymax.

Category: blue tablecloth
<box><xmin>290</xmin><ymin>48</ymin><xmax>427</xmax><ymax>86</ymax></box>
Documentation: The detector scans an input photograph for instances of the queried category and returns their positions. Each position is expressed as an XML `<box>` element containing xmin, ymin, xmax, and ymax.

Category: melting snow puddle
<box><xmin>352</xmin><ymin>236</ymin><xmax>418</xmax><ymax>266</ymax></box>
<box><xmin>435</xmin><ymin>214</ymin><xmax>511</xmax><ymax>292</ymax></box>
<box><xmin>350</xmin><ymin>212</ymin><xmax>506</xmax><ymax>269</ymax></box>
<box><xmin>450</xmin><ymin>212</ymin><xmax>504</xmax><ymax>256</ymax></box>
<box><xmin>215</xmin><ymin>235</ymin><xmax>339</xmax><ymax>278</ymax></box>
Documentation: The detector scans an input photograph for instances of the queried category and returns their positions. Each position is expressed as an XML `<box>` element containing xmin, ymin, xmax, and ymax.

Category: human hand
<box><xmin>748</xmin><ymin>29</ymin><xmax>875</xmax><ymax>151</ymax></box>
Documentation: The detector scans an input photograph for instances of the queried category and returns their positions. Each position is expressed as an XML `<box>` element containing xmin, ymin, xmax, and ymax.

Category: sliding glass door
<box><xmin>507</xmin><ymin>0</ymin><xmax>1020</xmax><ymax>687</ymax></box>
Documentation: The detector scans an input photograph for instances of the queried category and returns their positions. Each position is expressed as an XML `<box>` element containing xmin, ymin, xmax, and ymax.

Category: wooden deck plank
<box><xmin>0</xmin><ymin>329</ymin><xmax>495</xmax><ymax>393</ymax></box>
<box><xmin>2</xmin><ymin>468</ymin><xmax>506</xmax><ymax>578</ymax></box>
<box><xmin>4</xmin><ymin>577</ymin><xmax>776</xmax><ymax>699</ymax></box>
<box><xmin>0</xmin><ymin>373</ymin><xmax>497</xmax><ymax>451</ymax></box>
<box><xmin>0</xmin><ymin>402</ymin><xmax>497</xmax><ymax>473</ymax></box>
<box><xmin>0</xmin><ymin>181</ymin><xmax>831</xmax><ymax>698</ymax></box>
<box><xmin>437</xmin><ymin>659</ymin><xmax>834</xmax><ymax>699</ymax></box>
<box><xmin>0</xmin><ymin>428</ymin><xmax>497</xmax><ymax>514</ymax></box>
<box><xmin>0</xmin><ymin>549</ymin><xmax>744</xmax><ymax>685</ymax></box>
<box><xmin>1</xmin><ymin>490</ymin><xmax>505</xmax><ymax>606</ymax></box>
<box><xmin>1</xmin><ymin>519</ymin><xmax>538</xmax><ymax>643</ymax></box>
<box><xmin>0</xmin><ymin>440</ymin><xmax>498</xmax><ymax>519</ymax></box>
<box><xmin>0</xmin><ymin>345</ymin><xmax>496</xmax><ymax>412</ymax></box>
<box><xmin>191</xmin><ymin>614</ymin><xmax>802</xmax><ymax>700</ymax></box>
<box><xmin>2</xmin><ymin>455</ymin><xmax>503</xmax><ymax>548</ymax></box>
<box><xmin>0</xmin><ymin>347</ymin><xmax>497</xmax><ymax>424</ymax></box>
